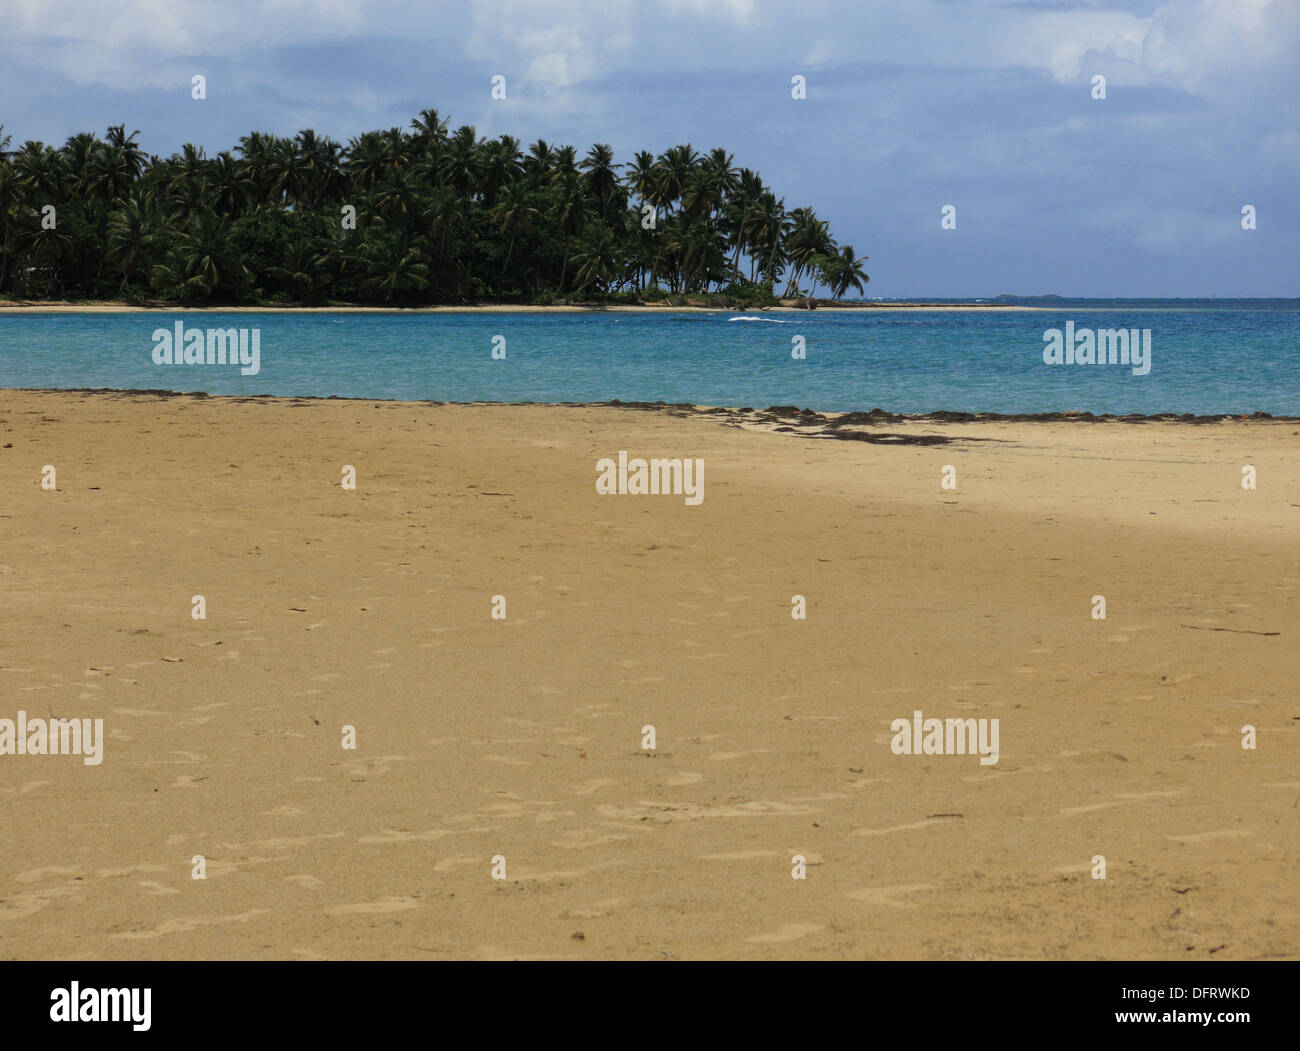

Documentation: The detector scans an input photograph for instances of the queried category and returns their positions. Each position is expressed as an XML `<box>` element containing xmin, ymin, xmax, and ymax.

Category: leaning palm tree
<box><xmin>781</xmin><ymin>207</ymin><xmax>835</xmax><ymax>298</ymax></box>
<box><xmin>104</xmin><ymin>124</ymin><xmax>146</xmax><ymax>181</ymax></box>
<box><xmin>826</xmin><ymin>244</ymin><xmax>870</xmax><ymax>299</ymax></box>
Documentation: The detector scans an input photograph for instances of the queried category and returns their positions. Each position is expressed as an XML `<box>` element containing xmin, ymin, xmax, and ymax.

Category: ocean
<box><xmin>2</xmin><ymin>301</ymin><xmax>1297</xmax><ymax>416</ymax></box>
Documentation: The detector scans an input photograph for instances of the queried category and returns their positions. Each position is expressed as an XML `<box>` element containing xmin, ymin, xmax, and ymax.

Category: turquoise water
<box><xmin>2</xmin><ymin>304</ymin><xmax>1297</xmax><ymax>415</ymax></box>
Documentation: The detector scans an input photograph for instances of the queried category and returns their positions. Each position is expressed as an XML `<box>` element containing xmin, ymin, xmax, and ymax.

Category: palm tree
<box><xmin>781</xmin><ymin>207</ymin><xmax>835</xmax><ymax>298</ymax></box>
<box><xmin>267</xmin><ymin>238</ymin><xmax>332</xmax><ymax>303</ymax></box>
<box><xmin>523</xmin><ymin>139</ymin><xmax>553</xmax><ymax>187</ymax></box>
<box><xmin>104</xmin><ymin>125</ymin><xmax>146</xmax><ymax>181</ymax></box>
<box><xmin>14</xmin><ymin>141</ymin><xmax>63</xmax><ymax>200</ymax></box>
<box><xmin>824</xmin><ymin>244</ymin><xmax>870</xmax><ymax>299</ymax></box>
<box><xmin>571</xmin><ymin>223</ymin><xmax>623</xmax><ymax>295</ymax></box>
<box><xmin>410</xmin><ymin>108</ymin><xmax>449</xmax><ymax>148</ymax></box>
<box><xmin>726</xmin><ymin>168</ymin><xmax>764</xmax><ymax>274</ymax></box>
<box><xmin>480</xmin><ymin>136</ymin><xmax>521</xmax><ymax>209</ymax></box>
<box><xmin>344</xmin><ymin>131</ymin><xmax>388</xmax><ymax>192</ymax></box>
<box><xmin>748</xmin><ymin>191</ymin><xmax>788</xmax><ymax>284</ymax></box>
<box><xmin>444</xmin><ymin>126</ymin><xmax>482</xmax><ymax>199</ymax></box>
<box><xmin>491</xmin><ymin>182</ymin><xmax>541</xmax><ymax>278</ymax></box>
<box><xmin>209</xmin><ymin>151</ymin><xmax>251</xmax><ymax>215</ymax></box>
<box><xmin>551</xmin><ymin>171</ymin><xmax>588</xmax><ymax>293</ymax></box>
<box><xmin>106</xmin><ymin>193</ymin><xmax>155</xmax><ymax>292</ymax></box>
<box><xmin>0</xmin><ymin>108</ymin><xmax>861</xmax><ymax>305</ymax></box>
<box><xmin>359</xmin><ymin>234</ymin><xmax>430</xmax><ymax>304</ymax></box>
<box><xmin>656</xmin><ymin>144</ymin><xmax>697</xmax><ymax>217</ymax></box>
<box><xmin>293</xmin><ymin>129</ymin><xmax>345</xmax><ymax>209</ymax></box>
<box><xmin>151</xmin><ymin>211</ymin><xmax>247</xmax><ymax>302</ymax></box>
<box><xmin>0</xmin><ymin>136</ymin><xmax>18</xmax><ymax>292</ymax></box>
<box><xmin>580</xmin><ymin>144</ymin><xmax>619</xmax><ymax>219</ymax></box>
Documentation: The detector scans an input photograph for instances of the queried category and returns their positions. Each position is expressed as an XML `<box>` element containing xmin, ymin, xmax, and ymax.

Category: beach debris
<box><xmin>1179</xmin><ymin>624</ymin><xmax>1279</xmax><ymax>636</ymax></box>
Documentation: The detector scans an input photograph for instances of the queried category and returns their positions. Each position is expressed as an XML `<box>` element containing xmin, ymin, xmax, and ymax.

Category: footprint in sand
<box><xmin>0</xmin><ymin>780</ymin><xmax>52</xmax><ymax>795</ymax></box>
<box><xmin>338</xmin><ymin>755</ymin><xmax>407</xmax><ymax>776</ymax></box>
<box><xmin>113</xmin><ymin>909</ymin><xmax>271</xmax><ymax>939</ymax></box>
<box><xmin>571</xmin><ymin>778</ymin><xmax>615</xmax><ymax>796</ymax></box>
<box><xmin>550</xmin><ymin>830</ymin><xmax>630</xmax><ymax>849</ymax></box>
<box><xmin>746</xmin><ymin>923</ymin><xmax>824</xmax><ymax>944</ymax></box>
<box><xmin>483</xmin><ymin>754</ymin><xmax>532</xmax><ymax>766</ymax></box>
<box><xmin>701</xmin><ymin>850</ymin><xmax>781</xmax><ymax>861</ymax></box>
<box><xmin>358</xmin><ymin>828</ymin><xmax>485</xmax><ymax>844</ymax></box>
<box><xmin>845</xmin><ymin>883</ymin><xmax>935</xmax><ymax>907</ymax></box>
<box><xmin>95</xmin><ymin>864</ymin><xmax>166</xmax><ymax>879</ymax></box>
<box><xmin>171</xmin><ymin>775</ymin><xmax>209</xmax><ymax>788</ymax></box>
<box><xmin>220</xmin><ymin>832</ymin><xmax>346</xmax><ymax>851</ymax></box>
<box><xmin>15</xmin><ymin>865</ymin><xmax>83</xmax><ymax>883</ymax></box>
<box><xmin>324</xmin><ymin>897</ymin><xmax>420</xmax><ymax>916</ymax></box>
<box><xmin>1060</xmin><ymin>801</ymin><xmax>1127</xmax><ymax>816</ymax></box>
<box><xmin>1165</xmin><ymin>830</ymin><xmax>1253</xmax><ymax>844</ymax></box>
<box><xmin>1116</xmin><ymin>789</ymin><xmax>1189</xmax><ymax>800</ymax></box>
<box><xmin>566</xmin><ymin>898</ymin><xmax>626</xmax><ymax>919</ymax></box>
<box><xmin>433</xmin><ymin>856</ymin><xmax>481</xmax><ymax>873</ymax></box>
<box><xmin>853</xmin><ymin>819</ymin><xmax>945</xmax><ymax>837</ymax></box>
<box><xmin>0</xmin><ymin>887</ymin><xmax>85</xmax><ymax>920</ymax></box>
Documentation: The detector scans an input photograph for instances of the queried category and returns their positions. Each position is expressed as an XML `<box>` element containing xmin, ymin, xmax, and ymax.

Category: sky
<box><xmin>1</xmin><ymin>0</ymin><xmax>1296</xmax><ymax>297</ymax></box>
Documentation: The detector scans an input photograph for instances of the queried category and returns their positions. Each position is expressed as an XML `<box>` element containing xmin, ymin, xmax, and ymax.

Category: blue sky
<box><xmin>2</xmin><ymin>0</ymin><xmax>1296</xmax><ymax>297</ymax></box>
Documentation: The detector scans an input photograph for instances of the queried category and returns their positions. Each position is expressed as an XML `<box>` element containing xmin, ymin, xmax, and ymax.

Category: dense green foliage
<box><xmin>0</xmin><ymin>113</ymin><xmax>868</xmax><ymax>306</ymax></box>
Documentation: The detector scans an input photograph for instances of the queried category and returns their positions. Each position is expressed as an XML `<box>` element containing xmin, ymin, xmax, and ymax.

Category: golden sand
<box><xmin>1</xmin><ymin>389</ymin><xmax>1296</xmax><ymax>959</ymax></box>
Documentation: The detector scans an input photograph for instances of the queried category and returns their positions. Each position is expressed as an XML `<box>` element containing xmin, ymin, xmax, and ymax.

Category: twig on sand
<box><xmin>1179</xmin><ymin>624</ymin><xmax>1279</xmax><ymax>636</ymax></box>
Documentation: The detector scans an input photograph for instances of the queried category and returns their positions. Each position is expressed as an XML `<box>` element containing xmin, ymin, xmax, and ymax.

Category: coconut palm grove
<box><xmin>0</xmin><ymin>110</ymin><xmax>869</xmax><ymax>307</ymax></box>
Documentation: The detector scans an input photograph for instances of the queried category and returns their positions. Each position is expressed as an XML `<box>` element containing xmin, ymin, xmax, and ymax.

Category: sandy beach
<box><xmin>1</xmin><ymin>388</ymin><xmax>1296</xmax><ymax>960</ymax></box>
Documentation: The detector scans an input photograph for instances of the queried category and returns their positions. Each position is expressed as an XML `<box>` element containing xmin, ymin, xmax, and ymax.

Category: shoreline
<box><xmin>0</xmin><ymin>300</ymin><xmax>1039</xmax><ymax>314</ymax></box>
<box><xmin>6</xmin><ymin>387</ymin><xmax>1296</xmax><ymax>425</ymax></box>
